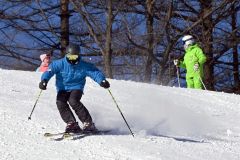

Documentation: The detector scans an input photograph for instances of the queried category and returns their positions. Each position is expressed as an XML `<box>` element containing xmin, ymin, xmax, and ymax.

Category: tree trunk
<box><xmin>200</xmin><ymin>0</ymin><xmax>214</xmax><ymax>90</ymax></box>
<box><xmin>232</xmin><ymin>4</ymin><xmax>239</xmax><ymax>92</ymax></box>
<box><xmin>105</xmin><ymin>0</ymin><xmax>113</xmax><ymax>78</ymax></box>
<box><xmin>60</xmin><ymin>0</ymin><xmax>70</xmax><ymax>57</ymax></box>
<box><xmin>144</xmin><ymin>0</ymin><xmax>154</xmax><ymax>82</ymax></box>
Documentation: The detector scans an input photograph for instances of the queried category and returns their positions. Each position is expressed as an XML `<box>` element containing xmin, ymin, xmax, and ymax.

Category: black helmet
<box><xmin>66</xmin><ymin>44</ymin><xmax>80</xmax><ymax>55</ymax></box>
<box><xmin>65</xmin><ymin>44</ymin><xmax>80</xmax><ymax>65</ymax></box>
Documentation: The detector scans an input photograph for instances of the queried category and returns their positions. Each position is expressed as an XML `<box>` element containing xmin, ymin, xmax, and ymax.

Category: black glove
<box><xmin>39</xmin><ymin>80</ymin><xmax>48</xmax><ymax>90</ymax></box>
<box><xmin>100</xmin><ymin>80</ymin><xmax>110</xmax><ymax>89</ymax></box>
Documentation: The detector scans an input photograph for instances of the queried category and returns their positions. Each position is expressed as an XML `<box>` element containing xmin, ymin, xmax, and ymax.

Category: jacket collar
<box><xmin>186</xmin><ymin>44</ymin><xmax>198</xmax><ymax>52</ymax></box>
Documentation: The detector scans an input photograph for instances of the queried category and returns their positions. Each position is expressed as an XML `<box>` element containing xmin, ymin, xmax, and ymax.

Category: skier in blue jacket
<box><xmin>39</xmin><ymin>44</ymin><xmax>110</xmax><ymax>133</ymax></box>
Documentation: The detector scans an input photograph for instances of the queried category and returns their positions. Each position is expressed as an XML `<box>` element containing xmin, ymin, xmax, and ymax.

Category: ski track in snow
<box><xmin>0</xmin><ymin>69</ymin><xmax>240</xmax><ymax>160</ymax></box>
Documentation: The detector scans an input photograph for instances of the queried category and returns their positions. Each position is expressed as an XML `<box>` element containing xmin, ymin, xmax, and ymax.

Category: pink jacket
<box><xmin>37</xmin><ymin>54</ymin><xmax>51</xmax><ymax>72</ymax></box>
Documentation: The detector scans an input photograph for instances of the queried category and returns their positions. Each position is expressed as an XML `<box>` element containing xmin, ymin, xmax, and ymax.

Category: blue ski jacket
<box><xmin>41</xmin><ymin>57</ymin><xmax>106</xmax><ymax>92</ymax></box>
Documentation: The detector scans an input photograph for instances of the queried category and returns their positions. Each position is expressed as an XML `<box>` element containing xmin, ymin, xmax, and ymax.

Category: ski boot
<box><xmin>82</xmin><ymin>122</ymin><xmax>97</xmax><ymax>133</ymax></box>
<box><xmin>65</xmin><ymin>121</ymin><xmax>82</xmax><ymax>133</ymax></box>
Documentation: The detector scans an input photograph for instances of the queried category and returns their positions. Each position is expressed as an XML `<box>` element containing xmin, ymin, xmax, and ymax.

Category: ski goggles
<box><xmin>66</xmin><ymin>54</ymin><xmax>79</xmax><ymax>61</ymax></box>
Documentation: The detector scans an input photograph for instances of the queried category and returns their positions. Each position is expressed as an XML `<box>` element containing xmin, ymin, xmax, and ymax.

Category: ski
<box><xmin>60</xmin><ymin>132</ymin><xmax>86</xmax><ymax>140</ymax></box>
<box><xmin>63</xmin><ymin>130</ymin><xmax>111</xmax><ymax>140</ymax></box>
<box><xmin>44</xmin><ymin>132</ymin><xmax>65</xmax><ymax>137</ymax></box>
<box><xmin>45</xmin><ymin>130</ymin><xmax>112</xmax><ymax>141</ymax></box>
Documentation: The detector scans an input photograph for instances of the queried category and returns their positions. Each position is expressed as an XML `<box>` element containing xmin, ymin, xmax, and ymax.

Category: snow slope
<box><xmin>0</xmin><ymin>69</ymin><xmax>240</xmax><ymax>160</ymax></box>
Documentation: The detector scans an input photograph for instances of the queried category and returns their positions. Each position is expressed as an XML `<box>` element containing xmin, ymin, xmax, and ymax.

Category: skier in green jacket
<box><xmin>174</xmin><ymin>35</ymin><xmax>207</xmax><ymax>89</ymax></box>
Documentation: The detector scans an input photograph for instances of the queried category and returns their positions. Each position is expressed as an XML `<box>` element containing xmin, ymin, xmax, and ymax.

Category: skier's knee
<box><xmin>68</xmin><ymin>99</ymin><xmax>81</xmax><ymax>108</ymax></box>
<box><xmin>56</xmin><ymin>100</ymin><xmax>68</xmax><ymax>110</ymax></box>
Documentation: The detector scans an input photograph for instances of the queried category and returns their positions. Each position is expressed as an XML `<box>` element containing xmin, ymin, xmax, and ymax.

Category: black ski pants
<box><xmin>56</xmin><ymin>90</ymin><xmax>92</xmax><ymax>124</ymax></box>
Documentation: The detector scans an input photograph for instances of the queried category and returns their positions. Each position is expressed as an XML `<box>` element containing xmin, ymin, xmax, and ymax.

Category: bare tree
<box><xmin>0</xmin><ymin>0</ymin><xmax>239</xmax><ymax>93</ymax></box>
<box><xmin>69</xmin><ymin>0</ymin><xmax>126</xmax><ymax>78</ymax></box>
<box><xmin>104</xmin><ymin>0</ymin><xmax>113</xmax><ymax>78</ymax></box>
<box><xmin>199</xmin><ymin>0</ymin><xmax>214</xmax><ymax>90</ymax></box>
<box><xmin>60</xmin><ymin>0</ymin><xmax>70</xmax><ymax>56</ymax></box>
<box><xmin>144</xmin><ymin>0</ymin><xmax>154</xmax><ymax>82</ymax></box>
<box><xmin>231</xmin><ymin>3</ymin><xmax>240</xmax><ymax>92</ymax></box>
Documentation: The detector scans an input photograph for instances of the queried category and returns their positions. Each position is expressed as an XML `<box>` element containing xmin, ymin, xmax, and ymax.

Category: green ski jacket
<box><xmin>179</xmin><ymin>44</ymin><xmax>206</xmax><ymax>79</ymax></box>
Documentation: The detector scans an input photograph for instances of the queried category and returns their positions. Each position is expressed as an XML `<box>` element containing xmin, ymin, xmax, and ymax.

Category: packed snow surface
<box><xmin>0</xmin><ymin>69</ymin><xmax>240</xmax><ymax>160</ymax></box>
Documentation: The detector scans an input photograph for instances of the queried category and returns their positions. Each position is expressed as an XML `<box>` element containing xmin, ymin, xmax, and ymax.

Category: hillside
<box><xmin>0</xmin><ymin>69</ymin><xmax>240</xmax><ymax>160</ymax></box>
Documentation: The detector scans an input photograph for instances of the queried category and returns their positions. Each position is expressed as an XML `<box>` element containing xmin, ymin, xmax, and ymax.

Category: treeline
<box><xmin>0</xmin><ymin>0</ymin><xmax>239</xmax><ymax>93</ymax></box>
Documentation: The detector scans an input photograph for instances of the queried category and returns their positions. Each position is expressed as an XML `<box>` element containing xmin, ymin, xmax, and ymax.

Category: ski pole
<box><xmin>176</xmin><ymin>66</ymin><xmax>181</xmax><ymax>88</ymax></box>
<box><xmin>28</xmin><ymin>89</ymin><xmax>43</xmax><ymax>120</ymax></box>
<box><xmin>195</xmin><ymin>68</ymin><xmax>207</xmax><ymax>90</ymax></box>
<box><xmin>199</xmin><ymin>76</ymin><xmax>207</xmax><ymax>90</ymax></box>
<box><xmin>107</xmin><ymin>89</ymin><xmax>134</xmax><ymax>137</ymax></box>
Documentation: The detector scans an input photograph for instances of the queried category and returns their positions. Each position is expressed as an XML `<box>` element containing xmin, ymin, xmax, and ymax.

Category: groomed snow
<box><xmin>0</xmin><ymin>69</ymin><xmax>240</xmax><ymax>160</ymax></box>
